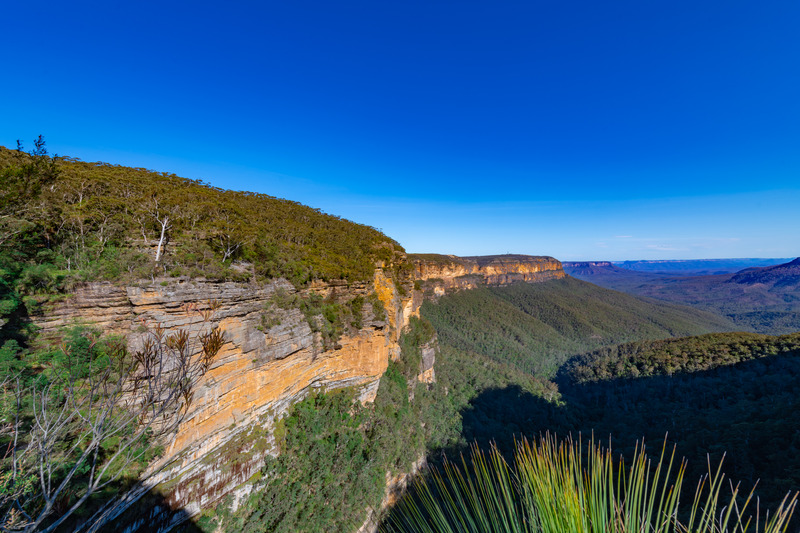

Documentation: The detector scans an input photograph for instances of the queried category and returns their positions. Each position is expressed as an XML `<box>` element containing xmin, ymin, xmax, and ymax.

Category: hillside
<box><xmin>0</xmin><ymin>144</ymin><xmax>403</xmax><ymax>292</ymax></box>
<box><xmin>0</xmin><ymin>143</ymin><xmax>422</xmax><ymax>532</ymax></box>
<box><xmin>728</xmin><ymin>257</ymin><xmax>800</xmax><ymax>286</ymax></box>
<box><xmin>564</xmin><ymin>258</ymin><xmax>800</xmax><ymax>334</ymax></box>
<box><xmin>550</xmin><ymin>332</ymin><xmax>800</xmax><ymax>513</ymax></box>
<box><xmin>420</xmin><ymin>276</ymin><xmax>738</xmax><ymax>377</ymax></box>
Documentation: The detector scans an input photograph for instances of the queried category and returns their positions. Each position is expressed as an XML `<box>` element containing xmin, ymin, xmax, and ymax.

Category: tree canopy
<box><xmin>0</xmin><ymin>142</ymin><xmax>402</xmax><ymax>291</ymax></box>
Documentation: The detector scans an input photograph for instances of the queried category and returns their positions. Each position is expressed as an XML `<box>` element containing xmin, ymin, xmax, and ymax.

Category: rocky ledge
<box><xmin>410</xmin><ymin>253</ymin><xmax>565</xmax><ymax>295</ymax></box>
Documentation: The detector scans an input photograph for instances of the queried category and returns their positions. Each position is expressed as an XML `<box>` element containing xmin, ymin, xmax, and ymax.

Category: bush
<box><xmin>384</xmin><ymin>435</ymin><xmax>799</xmax><ymax>533</ymax></box>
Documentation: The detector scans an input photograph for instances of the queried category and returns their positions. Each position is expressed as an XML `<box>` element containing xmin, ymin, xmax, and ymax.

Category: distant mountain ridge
<box><xmin>613</xmin><ymin>258</ymin><xmax>791</xmax><ymax>275</ymax></box>
<box><xmin>728</xmin><ymin>257</ymin><xmax>800</xmax><ymax>286</ymax></box>
<box><xmin>564</xmin><ymin>257</ymin><xmax>800</xmax><ymax>334</ymax></box>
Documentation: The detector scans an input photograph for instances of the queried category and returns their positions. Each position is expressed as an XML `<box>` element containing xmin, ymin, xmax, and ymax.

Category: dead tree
<box><xmin>0</xmin><ymin>301</ymin><xmax>225</xmax><ymax>533</ymax></box>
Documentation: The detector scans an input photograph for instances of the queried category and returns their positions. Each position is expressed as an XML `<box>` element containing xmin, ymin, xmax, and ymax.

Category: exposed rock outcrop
<box><xmin>411</xmin><ymin>253</ymin><xmax>565</xmax><ymax>296</ymax></box>
<box><xmin>31</xmin><ymin>271</ymin><xmax>419</xmax><ymax>532</ymax></box>
<box><xmin>30</xmin><ymin>253</ymin><xmax>557</xmax><ymax>531</ymax></box>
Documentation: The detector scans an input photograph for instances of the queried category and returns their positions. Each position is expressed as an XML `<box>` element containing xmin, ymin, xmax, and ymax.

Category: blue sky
<box><xmin>3</xmin><ymin>1</ymin><xmax>799</xmax><ymax>260</ymax></box>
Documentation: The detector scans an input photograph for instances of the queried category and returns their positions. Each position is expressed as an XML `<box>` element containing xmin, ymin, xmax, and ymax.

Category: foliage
<box><xmin>210</xmin><ymin>317</ymin><xmax>446</xmax><ymax>532</ymax></box>
<box><xmin>561</xmin><ymin>331</ymin><xmax>800</xmax><ymax>383</ymax></box>
<box><xmin>424</xmin><ymin>330</ymin><xmax>800</xmax><ymax>518</ymax></box>
<box><xmin>407</xmin><ymin>302</ymin><xmax>800</xmax><ymax>523</ymax></box>
<box><xmin>415</xmin><ymin>344</ymin><xmax>560</xmax><ymax>460</ymax></box>
<box><xmin>396</xmin><ymin>317</ymin><xmax>436</xmax><ymax>380</ymax></box>
<box><xmin>383</xmin><ymin>434</ymin><xmax>798</xmax><ymax>533</ymax></box>
<box><xmin>0</xmin><ymin>304</ymin><xmax>224</xmax><ymax>533</ymax></box>
<box><xmin>368</xmin><ymin>292</ymin><xmax>387</xmax><ymax>322</ymax></box>
<box><xmin>422</xmin><ymin>278</ymin><xmax>737</xmax><ymax>378</ymax></box>
<box><xmin>234</xmin><ymin>390</ymin><xmax>385</xmax><ymax>533</ymax></box>
<box><xmin>539</xmin><ymin>331</ymin><xmax>800</xmax><ymax>513</ymax></box>
<box><xmin>0</xmin><ymin>142</ymin><xmax>402</xmax><ymax>295</ymax></box>
<box><xmin>227</xmin><ymin>377</ymin><xmax>428</xmax><ymax>532</ymax></box>
<box><xmin>263</xmin><ymin>289</ymin><xmax>377</xmax><ymax>350</ymax></box>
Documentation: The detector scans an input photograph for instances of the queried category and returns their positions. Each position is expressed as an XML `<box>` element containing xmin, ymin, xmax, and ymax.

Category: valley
<box><xmin>565</xmin><ymin>258</ymin><xmax>800</xmax><ymax>334</ymax></box>
<box><xmin>0</xmin><ymin>146</ymin><xmax>798</xmax><ymax>532</ymax></box>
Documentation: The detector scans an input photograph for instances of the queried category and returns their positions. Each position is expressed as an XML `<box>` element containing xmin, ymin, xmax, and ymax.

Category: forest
<box><xmin>1</xmin><ymin>141</ymin><xmax>798</xmax><ymax>532</ymax></box>
<box><xmin>420</xmin><ymin>278</ymin><xmax>737</xmax><ymax>377</ymax></box>
<box><xmin>382</xmin><ymin>308</ymin><xmax>800</xmax><ymax>529</ymax></box>
<box><xmin>0</xmin><ymin>140</ymin><xmax>401</xmax><ymax>298</ymax></box>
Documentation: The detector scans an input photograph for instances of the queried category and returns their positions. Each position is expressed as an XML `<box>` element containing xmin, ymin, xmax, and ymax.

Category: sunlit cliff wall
<box><xmin>32</xmin><ymin>270</ymin><xmax>425</xmax><ymax>532</ymax></box>
<box><xmin>411</xmin><ymin>253</ymin><xmax>565</xmax><ymax>296</ymax></box>
<box><xmin>31</xmin><ymin>253</ymin><xmax>562</xmax><ymax>531</ymax></box>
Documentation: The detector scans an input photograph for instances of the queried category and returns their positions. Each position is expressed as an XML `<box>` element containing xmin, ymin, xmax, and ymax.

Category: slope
<box><xmin>564</xmin><ymin>259</ymin><xmax>800</xmax><ymax>334</ymax></box>
<box><xmin>0</xmin><ymin>144</ymin><xmax>402</xmax><ymax>290</ymax></box>
<box><xmin>420</xmin><ymin>276</ymin><xmax>738</xmax><ymax>377</ymax></box>
<box><xmin>553</xmin><ymin>331</ymin><xmax>800</xmax><ymax>513</ymax></box>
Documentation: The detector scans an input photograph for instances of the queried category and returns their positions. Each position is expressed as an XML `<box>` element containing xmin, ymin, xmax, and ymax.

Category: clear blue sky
<box><xmin>3</xmin><ymin>1</ymin><xmax>799</xmax><ymax>261</ymax></box>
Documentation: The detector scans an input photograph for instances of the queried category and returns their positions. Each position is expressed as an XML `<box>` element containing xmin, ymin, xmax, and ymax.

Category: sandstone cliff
<box><xmin>29</xmin><ymin>253</ymin><xmax>559</xmax><ymax>531</ymax></box>
<box><xmin>411</xmin><ymin>253</ymin><xmax>565</xmax><ymax>296</ymax></box>
<box><xmin>31</xmin><ymin>269</ymin><xmax>429</xmax><ymax>532</ymax></box>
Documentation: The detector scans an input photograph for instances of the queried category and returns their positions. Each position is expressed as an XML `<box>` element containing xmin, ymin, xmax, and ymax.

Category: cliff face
<box><xmin>32</xmin><ymin>271</ymin><xmax>426</xmax><ymax>532</ymax></box>
<box><xmin>411</xmin><ymin>254</ymin><xmax>565</xmax><ymax>296</ymax></box>
<box><xmin>30</xmin><ymin>254</ymin><xmax>556</xmax><ymax>530</ymax></box>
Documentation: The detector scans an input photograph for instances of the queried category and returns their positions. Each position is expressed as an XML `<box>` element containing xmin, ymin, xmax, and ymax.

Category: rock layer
<box><xmin>30</xmin><ymin>254</ymin><xmax>555</xmax><ymax>531</ymax></box>
<box><xmin>31</xmin><ymin>272</ymin><xmax>417</xmax><ymax>532</ymax></box>
<box><xmin>411</xmin><ymin>253</ymin><xmax>565</xmax><ymax>295</ymax></box>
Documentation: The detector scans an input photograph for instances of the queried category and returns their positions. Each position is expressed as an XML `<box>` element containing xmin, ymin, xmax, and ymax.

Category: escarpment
<box><xmin>28</xmin><ymin>253</ymin><xmax>559</xmax><ymax>530</ymax></box>
<box><xmin>410</xmin><ymin>253</ymin><xmax>565</xmax><ymax>296</ymax></box>
<box><xmin>31</xmin><ymin>269</ymin><xmax>430</xmax><ymax>532</ymax></box>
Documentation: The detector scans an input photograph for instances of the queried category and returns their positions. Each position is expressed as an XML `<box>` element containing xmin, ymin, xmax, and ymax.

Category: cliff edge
<box><xmin>410</xmin><ymin>253</ymin><xmax>565</xmax><ymax>296</ymax></box>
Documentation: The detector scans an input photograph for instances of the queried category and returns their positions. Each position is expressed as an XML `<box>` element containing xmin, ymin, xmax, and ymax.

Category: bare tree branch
<box><xmin>0</xmin><ymin>303</ymin><xmax>225</xmax><ymax>532</ymax></box>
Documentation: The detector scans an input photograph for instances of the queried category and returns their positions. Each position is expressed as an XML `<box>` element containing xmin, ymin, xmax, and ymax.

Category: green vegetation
<box><xmin>417</xmin><ymin>329</ymin><xmax>800</xmax><ymax>518</ymax></box>
<box><xmin>545</xmin><ymin>332</ymin><xmax>800</xmax><ymax>512</ymax></box>
<box><xmin>564</xmin><ymin>261</ymin><xmax>800</xmax><ymax>335</ymax></box>
<box><xmin>383</xmin><ymin>435</ymin><xmax>797</xmax><ymax>533</ymax></box>
<box><xmin>419</xmin><ymin>344</ymin><xmax>560</xmax><ymax>460</ymax></box>
<box><xmin>203</xmin><ymin>316</ymin><xmax>557</xmax><ymax>532</ymax></box>
<box><xmin>235</xmin><ymin>389</ymin><xmax>388</xmax><ymax>533</ymax></box>
<box><xmin>407</xmin><ymin>253</ymin><xmax>463</xmax><ymax>266</ymax></box>
<box><xmin>262</xmin><ymin>288</ymin><xmax>373</xmax><ymax>349</ymax></box>
<box><xmin>0</xmin><ymin>317</ymin><xmax>223</xmax><ymax>532</ymax></box>
<box><xmin>422</xmin><ymin>277</ymin><xmax>737</xmax><ymax>377</ymax></box>
<box><xmin>562</xmin><ymin>331</ymin><xmax>800</xmax><ymax>382</ymax></box>
<box><xmin>204</xmin><ymin>317</ymin><xmax>442</xmax><ymax>532</ymax></box>
<box><xmin>0</xmin><ymin>141</ymin><xmax>402</xmax><ymax>298</ymax></box>
<box><xmin>390</xmin><ymin>296</ymin><xmax>800</xmax><ymax>526</ymax></box>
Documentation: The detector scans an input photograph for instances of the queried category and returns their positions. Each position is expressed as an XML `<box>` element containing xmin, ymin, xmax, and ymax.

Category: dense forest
<box><xmin>553</xmin><ymin>332</ymin><xmax>800</xmax><ymax>514</ymax></box>
<box><xmin>421</xmin><ymin>277</ymin><xmax>737</xmax><ymax>377</ymax></box>
<box><xmin>399</xmin><ymin>322</ymin><xmax>800</xmax><ymax>521</ymax></box>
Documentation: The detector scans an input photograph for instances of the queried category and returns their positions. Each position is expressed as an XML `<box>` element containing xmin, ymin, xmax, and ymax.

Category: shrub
<box><xmin>383</xmin><ymin>434</ymin><xmax>798</xmax><ymax>533</ymax></box>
